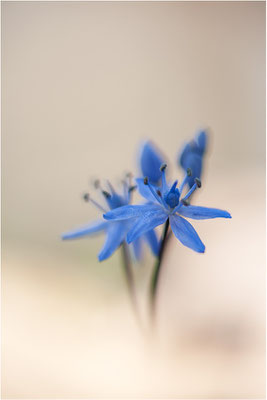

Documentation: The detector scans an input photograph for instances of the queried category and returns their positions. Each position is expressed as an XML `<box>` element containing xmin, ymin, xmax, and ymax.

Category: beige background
<box><xmin>2</xmin><ymin>1</ymin><xmax>265</xmax><ymax>398</ymax></box>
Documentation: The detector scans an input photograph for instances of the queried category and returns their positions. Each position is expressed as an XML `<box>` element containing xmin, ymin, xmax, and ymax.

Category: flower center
<box><xmin>164</xmin><ymin>187</ymin><xmax>180</xmax><ymax>209</ymax></box>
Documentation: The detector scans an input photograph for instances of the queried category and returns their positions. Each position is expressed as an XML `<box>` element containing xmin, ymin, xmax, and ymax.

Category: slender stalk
<box><xmin>150</xmin><ymin>218</ymin><xmax>170</xmax><ymax>322</ymax></box>
<box><xmin>121</xmin><ymin>242</ymin><xmax>141</xmax><ymax>324</ymax></box>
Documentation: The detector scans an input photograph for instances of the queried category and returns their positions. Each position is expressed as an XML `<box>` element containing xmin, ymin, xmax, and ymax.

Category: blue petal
<box><xmin>179</xmin><ymin>143</ymin><xmax>192</xmax><ymax>169</ymax></box>
<box><xmin>136</xmin><ymin>178</ymin><xmax>158</xmax><ymax>202</ymax></box>
<box><xmin>170</xmin><ymin>215</ymin><xmax>205</xmax><ymax>253</ymax></box>
<box><xmin>127</xmin><ymin>209</ymin><xmax>168</xmax><ymax>244</ymax></box>
<box><xmin>182</xmin><ymin>152</ymin><xmax>203</xmax><ymax>188</ymax></box>
<box><xmin>144</xmin><ymin>229</ymin><xmax>159</xmax><ymax>256</ymax></box>
<box><xmin>132</xmin><ymin>238</ymin><xmax>143</xmax><ymax>261</ymax></box>
<box><xmin>98</xmin><ymin>221</ymin><xmax>127</xmax><ymax>261</ymax></box>
<box><xmin>139</xmin><ymin>141</ymin><xmax>165</xmax><ymax>184</ymax></box>
<box><xmin>104</xmin><ymin>203</ymin><xmax>162</xmax><ymax>221</ymax></box>
<box><xmin>196</xmin><ymin>130</ymin><xmax>207</xmax><ymax>155</ymax></box>
<box><xmin>178</xmin><ymin>205</ymin><xmax>232</xmax><ymax>220</ymax></box>
<box><xmin>62</xmin><ymin>220</ymin><xmax>108</xmax><ymax>240</ymax></box>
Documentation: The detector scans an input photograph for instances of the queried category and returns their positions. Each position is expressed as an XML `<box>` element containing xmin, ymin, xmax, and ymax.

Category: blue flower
<box><xmin>62</xmin><ymin>178</ymin><xmax>159</xmax><ymax>261</ymax></box>
<box><xmin>139</xmin><ymin>141</ymin><xmax>165</xmax><ymax>185</ymax></box>
<box><xmin>103</xmin><ymin>165</ymin><xmax>231</xmax><ymax>254</ymax></box>
<box><xmin>179</xmin><ymin>130</ymin><xmax>207</xmax><ymax>188</ymax></box>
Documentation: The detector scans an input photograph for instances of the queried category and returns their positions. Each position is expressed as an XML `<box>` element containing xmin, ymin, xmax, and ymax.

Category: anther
<box><xmin>187</xmin><ymin>168</ymin><xmax>192</xmax><ymax>177</ymax></box>
<box><xmin>195</xmin><ymin>178</ymin><xmax>201</xmax><ymax>188</ymax></box>
<box><xmin>128</xmin><ymin>185</ymin><xmax>137</xmax><ymax>193</ymax></box>
<box><xmin>145</xmin><ymin>178</ymin><xmax>165</xmax><ymax>205</ymax></box>
<box><xmin>160</xmin><ymin>163</ymin><xmax>167</xmax><ymax>172</ymax></box>
<box><xmin>83</xmin><ymin>192</ymin><xmax>90</xmax><ymax>202</ymax></box>
<box><xmin>102</xmin><ymin>190</ymin><xmax>111</xmax><ymax>198</ymax></box>
<box><xmin>126</xmin><ymin>172</ymin><xmax>133</xmax><ymax>188</ymax></box>
<box><xmin>84</xmin><ymin>193</ymin><xmax>107</xmax><ymax>213</ymax></box>
<box><xmin>157</xmin><ymin>190</ymin><xmax>162</xmax><ymax>197</ymax></box>
<box><xmin>182</xmin><ymin>199</ymin><xmax>190</xmax><ymax>206</ymax></box>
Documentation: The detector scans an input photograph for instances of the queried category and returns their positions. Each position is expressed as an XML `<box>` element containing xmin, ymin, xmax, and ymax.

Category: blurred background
<box><xmin>2</xmin><ymin>1</ymin><xmax>265</xmax><ymax>398</ymax></box>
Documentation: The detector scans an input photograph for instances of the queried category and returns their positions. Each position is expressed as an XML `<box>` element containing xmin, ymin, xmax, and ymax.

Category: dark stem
<box><xmin>150</xmin><ymin>218</ymin><xmax>170</xmax><ymax>322</ymax></box>
<box><xmin>121</xmin><ymin>242</ymin><xmax>141</xmax><ymax>324</ymax></box>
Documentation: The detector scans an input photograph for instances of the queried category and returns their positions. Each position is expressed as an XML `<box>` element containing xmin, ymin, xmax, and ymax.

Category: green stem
<box><xmin>150</xmin><ymin>218</ymin><xmax>170</xmax><ymax>321</ymax></box>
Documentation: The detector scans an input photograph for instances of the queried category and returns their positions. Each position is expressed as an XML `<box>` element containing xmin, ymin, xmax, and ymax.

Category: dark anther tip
<box><xmin>83</xmin><ymin>193</ymin><xmax>90</xmax><ymax>202</ymax></box>
<box><xmin>160</xmin><ymin>163</ymin><xmax>167</xmax><ymax>172</ymax></box>
<box><xmin>195</xmin><ymin>178</ymin><xmax>201</xmax><ymax>188</ymax></box>
<box><xmin>182</xmin><ymin>199</ymin><xmax>190</xmax><ymax>206</ymax></box>
<box><xmin>144</xmin><ymin>177</ymin><xmax>149</xmax><ymax>185</ymax></box>
<box><xmin>128</xmin><ymin>185</ymin><xmax>137</xmax><ymax>193</ymax></box>
<box><xmin>187</xmin><ymin>168</ymin><xmax>192</xmax><ymax>177</ymax></box>
<box><xmin>102</xmin><ymin>190</ymin><xmax>111</xmax><ymax>198</ymax></box>
<box><xmin>156</xmin><ymin>190</ymin><xmax>162</xmax><ymax>197</ymax></box>
<box><xmin>94</xmin><ymin>179</ymin><xmax>100</xmax><ymax>189</ymax></box>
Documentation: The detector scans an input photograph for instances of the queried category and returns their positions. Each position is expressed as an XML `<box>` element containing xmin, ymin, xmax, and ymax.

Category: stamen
<box><xmin>179</xmin><ymin>174</ymin><xmax>188</xmax><ymax>194</ymax></box>
<box><xmin>83</xmin><ymin>192</ymin><xmax>90</xmax><ymax>202</ymax></box>
<box><xmin>128</xmin><ymin>185</ymin><xmax>136</xmax><ymax>193</ymax></box>
<box><xmin>102</xmin><ymin>190</ymin><xmax>111</xmax><ymax>199</ymax></box>
<box><xmin>144</xmin><ymin>177</ymin><xmax>164</xmax><ymax>205</ymax></box>
<box><xmin>179</xmin><ymin>169</ymin><xmax>192</xmax><ymax>195</ymax></box>
<box><xmin>106</xmin><ymin>180</ymin><xmax>116</xmax><ymax>194</ymax></box>
<box><xmin>127</xmin><ymin>184</ymin><xmax>136</xmax><ymax>203</ymax></box>
<box><xmin>94</xmin><ymin>179</ymin><xmax>100</xmax><ymax>189</ymax></box>
<box><xmin>125</xmin><ymin>172</ymin><xmax>133</xmax><ymax>187</ymax></box>
<box><xmin>157</xmin><ymin>190</ymin><xmax>162</xmax><ymax>197</ymax></box>
<box><xmin>181</xmin><ymin>182</ymin><xmax>197</xmax><ymax>202</ymax></box>
<box><xmin>94</xmin><ymin>179</ymin><xmax>106</xmax><ymax>194</ymax></box>
<box><xmin>195</xmin><ymin>178</ymin><xmax>201</xmax><ymax>188</ymax></box>
<box><xmin>160</xmin><ymin>164</ymin><xmax>168</xmax><ymax>193</ymax></box>
<box><xmin>121</xmin><ymin>179</ymin><xmax>129</xmax><ymax>200</ymax></box>
<box><xmin>182</xmin><ymin>199</ymin><xmax>190</xmax><ymax>206</ymax></box>
<box><xmin>82</xmin><ymin>192</ymin><xmax>107</xmax><ymax>212</ymax></box>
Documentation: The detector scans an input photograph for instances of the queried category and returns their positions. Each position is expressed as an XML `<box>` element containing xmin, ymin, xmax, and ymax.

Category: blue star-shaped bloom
<box><xmin>179</xmin><ymin>130</ymin><xmax>207</xmax><ymax>188</ymax></box>
<box><xmin>62</xmin><ymin>178</ymin><xmax>159</xmax><ymax>261</ymax></box>
<box><xmin>103</xmin><ymin>165</ymin><xmax>231</xmax><ymax>253</ymax></box>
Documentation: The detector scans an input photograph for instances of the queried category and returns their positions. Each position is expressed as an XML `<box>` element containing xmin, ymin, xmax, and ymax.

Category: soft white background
<box><xmin>2</xmin><ymin>1</ymin><xmax>265</xmax><ymax>398</ymax></box>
